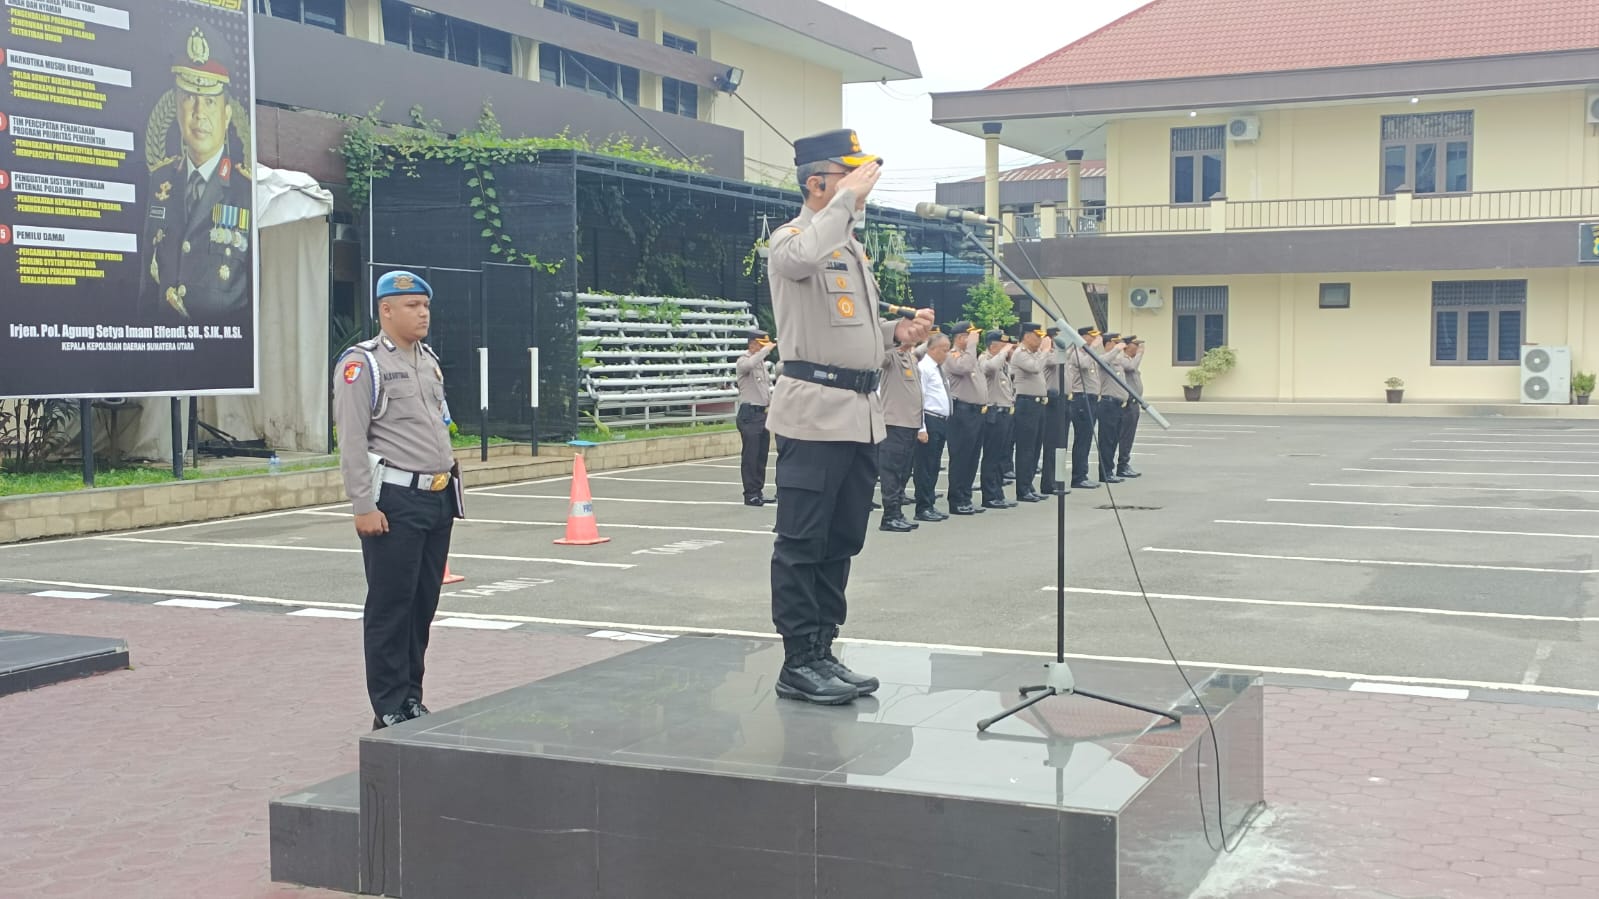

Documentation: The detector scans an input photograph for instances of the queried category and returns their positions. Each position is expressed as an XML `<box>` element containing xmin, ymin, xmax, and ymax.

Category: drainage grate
<box><xmin>1095</xmin><ymin>504</ymin><xmax>1163</xmax><ymax>511</ymax></box>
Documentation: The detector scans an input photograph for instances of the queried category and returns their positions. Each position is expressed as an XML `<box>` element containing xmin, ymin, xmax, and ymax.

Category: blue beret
<box><xmin>376</xmin><ymin>270</ymin><xmax>432</xmax><ymax>301</ymax></box>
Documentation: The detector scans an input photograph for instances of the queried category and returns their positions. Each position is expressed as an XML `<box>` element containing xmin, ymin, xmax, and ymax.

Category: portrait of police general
<box><xmin>138</xmin><ymin>24</ymin><xmax>253</xmax><ymax>324</ymax></box>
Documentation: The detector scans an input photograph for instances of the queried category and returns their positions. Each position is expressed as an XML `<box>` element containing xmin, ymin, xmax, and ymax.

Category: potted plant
<box><xmin>1183</xmin><ymin>367</ymin><xmax>1210</xmax><ymax>401</ymax></box>
<box><xmin>1574</xmin><ymin>371</ymin><xmax>1595</xmax><ymax>405</ymax></box>
<box><xmin>1183</xmin><ymin>345</ymin><xmax>1236</xmax><ymax>401</ymax></box>
<box><xmin>1385</xmin><ymin>377</ymin><xmax>1404</xmax><ymax>404</ymax></box>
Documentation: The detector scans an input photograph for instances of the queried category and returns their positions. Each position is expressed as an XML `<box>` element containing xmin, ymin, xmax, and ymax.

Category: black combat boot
<box><xmin>776</xmin><ymin>635</ymin><xmax>858</xmax><ymax>705</ymax></box>
<box><xmin>813</xmin><ymin>626</ymin><xmax>879</xmax><ymax>696</ymax></box>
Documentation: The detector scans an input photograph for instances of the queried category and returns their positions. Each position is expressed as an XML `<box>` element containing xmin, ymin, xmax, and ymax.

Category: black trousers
<box><xmin>1118</xmin><ymin>401</ymin><xmax>1141</xmax><ymax>467</ymax></box>
<box><xmin>946</xmin><ymin>403</ymin><xmax>984</xmax><ymax>509</ymax></box>
<box><xmin>1096</xmin><ymin>397</ymin><xmax>1126</xmax><ymax>478</ymax></box>
<box><xmin>877</xmin><ymin>425</ymin><xmax>918</xmax><ymax>517</ymax></box>
<box><xmin>1013</xmin><ymin>397</ymin><xmax>1046</xmax><ymax>496</ymax></box>
<box><xmin>770</xmin><ymin>438</ymin><xmax>877</xmax><ymax>639</ymax></box>
<box><xmin>1041</xmin><ymin>390</ymin><xmax>1065</xmax><ymax>491</ymax></box>
<box><xmin>1068</xmin><ymin>395</ymin><xmax>1096</xmax><ymax>483</ymax></box>
<box><xmin>980</xmin><ymin>406</ymin><xmax>1014</xmax><ymax>503</ymax></box>
<box><xmin>737</xmin><ymin>403</ymin><xmax>770</xmax><ymax>501</ymax></box>
<box><xmin>361</xmin><ymin>485</ymin><xmax>454</xmax><ymax>717</ymax></box>
<box><xmin>913</xmin><ymin>414</ymin><xmax>948</xmax><ymax>514</ymax></box>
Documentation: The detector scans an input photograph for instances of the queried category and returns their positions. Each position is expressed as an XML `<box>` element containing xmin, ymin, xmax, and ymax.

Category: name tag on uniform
<box><xmin>826</xmin><ymin>261</ymin><xmax>849</xmax><ymax>271</ymax></box>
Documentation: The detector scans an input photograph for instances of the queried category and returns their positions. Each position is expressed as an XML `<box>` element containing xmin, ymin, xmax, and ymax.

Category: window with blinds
<box><xmin>1173</xmin><ymin>286</ymin><xmax>1228</xmax><ymax>364</ymax></box>
<box><xmin>1171</xmin><ymin>126</ymin><xmax>1225</xmax><ymax>205</ymax></box>
<box><xmin>1431</xmin><ymin>279</ymin><xmax>1524</xmax><ymax>365</ymax></box>
<box><xmin>1381</xmin><ymin>111</ymin><xmax>1472</xmax><ymax>196</ymax></box>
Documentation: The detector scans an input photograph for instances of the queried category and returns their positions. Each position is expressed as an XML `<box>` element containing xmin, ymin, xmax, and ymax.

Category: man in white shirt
<box><xmin>912</xmin><ymin>333</ymin><xmax>952</xmax><ymax>522</ymax></box>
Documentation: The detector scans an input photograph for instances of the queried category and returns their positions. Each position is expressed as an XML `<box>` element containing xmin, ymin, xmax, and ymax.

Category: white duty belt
<box><xmin>379</xmin><ymin>464</ymin><xmax>452</xmax><ymax>492</ymax></box>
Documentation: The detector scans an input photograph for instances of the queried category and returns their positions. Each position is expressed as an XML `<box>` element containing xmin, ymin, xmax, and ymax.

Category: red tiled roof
<box><xmin>959</xmin><ymin>161</ymin><xmax>1107</xmax><ymax>183</ymax></box>
<box><xmin>988</xmin><ymin>0</ymin><xmax>1599</xmax><ymax>90</ymax></box>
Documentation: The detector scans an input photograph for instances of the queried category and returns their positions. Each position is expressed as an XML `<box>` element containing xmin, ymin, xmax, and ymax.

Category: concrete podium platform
<box><xmin>272</xmin><ymin>636</ymin><xmax>1262</xmax><ymax>898</ymax></box>
<box><xmin>0</xmin><ymin>630</ymin><xmax>128</xmax><ymax>697</ymax></box>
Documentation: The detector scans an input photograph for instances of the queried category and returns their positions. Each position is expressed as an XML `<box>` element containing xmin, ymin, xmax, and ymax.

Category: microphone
<box><xmin>914</xmin><ymin>201</ymin><xmax>1000</xmax><ymax>227</ymax></box>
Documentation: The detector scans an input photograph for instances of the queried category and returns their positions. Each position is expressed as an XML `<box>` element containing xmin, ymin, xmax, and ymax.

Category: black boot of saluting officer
<box><xmin>765</xmin><ymin>129</ymin><xmax>933</xmax><ymax>704</ymax></box>
<box><xmin>333</xmin><ymin>271</ymin><xmax>465</xmax><ymax>730</ymax></box>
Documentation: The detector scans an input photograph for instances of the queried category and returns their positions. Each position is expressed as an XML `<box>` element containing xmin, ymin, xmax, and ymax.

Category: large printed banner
<box><xmin>0</xmin><ymin>0</ymin><xmax>257</xmax><ymax>398</ymax></box>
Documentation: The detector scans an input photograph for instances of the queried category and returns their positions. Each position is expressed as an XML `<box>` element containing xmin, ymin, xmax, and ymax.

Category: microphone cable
<box><xmin>1000</xmin><ymin>223</ymin><xmax>1268</xmax><ymax>853</ymax></box>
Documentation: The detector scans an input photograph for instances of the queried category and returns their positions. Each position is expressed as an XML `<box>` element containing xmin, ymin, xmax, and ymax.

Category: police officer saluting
<box><xmin>877</xmin><ymin>334</ymin><xmax>923</xmax><ymax>532</ymax></box>
<box><xmin>1066</xmin><ymin>327</ymin><xmax>1102</xmax><ymax>490</ymax></box>
<box><xmin>1010</xmin><ymin>323</ymin><xmax>1051</xmax><ymax>502</ymax></box>
<box><xmin>333</xmin><ymin>271</ymin><xmax>464</xmax><ymax>730</ymax></box>
<box><xmin>1095</xmin><ymin>333</ymin><xmax>1128</xmax><ymax>484</ymax></box>
<box><xmin>736</xmin><ymin>330</ymin><xmax>777</xmax><ymax>506</ymax></box>
<box><xmin>766</xmin><ymin>130</ymin><xmax>934</xmax><ymax>704</ymax></box>
<box><xmin>979</xmin><ymin>331</ymin><xmax>1017</xmax><ymax>509</ymax></box>
<box><xmin>1116</xmin><ymin>336</ymin><xmax>1145</xmax><ymax>479</ymax></box>
<box><xmin>943</xmin><ymin>322</ymin><xmax>988</xmax><ymax>515</ymax></box>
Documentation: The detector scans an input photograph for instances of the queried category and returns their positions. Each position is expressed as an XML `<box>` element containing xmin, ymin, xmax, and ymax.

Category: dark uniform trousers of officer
<box><xmin>946</xmin><ymin>401</ymin><xmax>985</xmax><ymax>509</ymax></box>
<box><xmin>980</xmin><ymin>406</ymin><xmax>1014</xmax><ymax>504</ymax></box>
<box><xmin>1096</xmin><ymin>396</ymin><xmax>1126</xmax><ymax>479</ymax></box>
<box><xmin>772</xmin><ymin>438</ymin><xmax>877</xmax><ymax>638</ymax></box>
<box><xmin>878</xmin><ymin>425</ymin><xmax>918</xmax><ymax>518</ymax></box>
<box><xmin>1118</xmin><ymin>402</ymin><xmax>1141</xmax><ymax>470</ymax></box>
<box><xmin>737</xmin><ymin>403</ymin><xmax>770</xmax><ymax>501</ymax></box>
<box><xmin>913</xmin><ymin>412</ymin><xmax>948</xmax><ymax>515</ymax></box>
<box><xmin>1013</xmin><ymin>396</ymin><xmax>1046</xmax><ymax>496</ymax></box>
<box><xmin>335</xmin><ymin>330</ymin><xmax>461</xmax><ymax>721</ymax></box>
<box><xmin>1068</xmin><ymin>394</ymin><xmax>1097</xmax><ymax>483</ymax></box>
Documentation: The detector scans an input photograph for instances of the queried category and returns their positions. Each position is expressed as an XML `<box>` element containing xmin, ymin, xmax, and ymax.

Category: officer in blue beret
<box><xmin>333</xmin><ymin>270</ymin><xmax>464</xmax><ymax>730</ymax></box>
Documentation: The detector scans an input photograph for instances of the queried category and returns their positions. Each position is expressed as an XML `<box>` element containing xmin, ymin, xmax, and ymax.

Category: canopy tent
<box><xmin>117</xmin><ymin>164</ymin><xmax>334</xmax><ymax>460</ymax></box>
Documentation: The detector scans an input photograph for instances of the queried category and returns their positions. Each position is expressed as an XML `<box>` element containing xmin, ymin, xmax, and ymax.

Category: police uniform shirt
<box><xmin>879</xmin><ymin>348</ymin><xmax>923</xmax><ymax>429</ymax></box>
<box><xmin>1068</xmin><ymin>346</ymin><xmax>1101</xmax><ymax>396</ymax></box>
<box><xmin>737</xmin><ymin>343</ymin><xmax>777</xmax><ymax>406</ymax></box>
<box><xmin>1011</xmin><ymin>346</ymin><xmax>1050</xmax><ymax>397</ymax></box>
<box><xmin>945</xmin><ymin>340</ymin><xmax>989</xmax><ymax>405</ymax></box>
<box><xmin>765</xmin><ymin>187</ymin><xmax>897</xmax><ymax>443</ymax></box>
<box><xmin>1123</xmin><ymin>349</ymin><xmax>1145</xmax><ymax>394</ymax></box>
<box><xmin>982</xmin><ymin>350</ymin><xmax>1016</xmax><ymax>407</ymax></box>
<box><xmin>333</xmin><ymin>336</ymin><xmax>456</xmax><ymax>515</ymax></box>
<box><xmin>140</xmin><ymin>149</ymin><xmax>253</xmax><ymax>322</ymax></box>
<box><xmin>1100</xmin><ymin>347</ymin><xmax>1129</xmax><ymax>401</ymax></box>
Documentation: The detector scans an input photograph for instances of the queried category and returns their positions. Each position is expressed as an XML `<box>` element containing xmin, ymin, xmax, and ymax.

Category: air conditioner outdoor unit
<box><xmin>1227</xmin><ymin>115</ymin><xmax>1261</xmax><ymax>141</ymax></box>
<box><xmin>1587</xmin><ymin>94</ymin><xmax>1599</xmax><ymax>125</ymax></box>
<box><xmin>1520</xmin><ymin>344</ymin><xmax>1572</xmax><ymax>404</ymax></box>
<box><xmin>1128</xmin><ymin>287</ymin><xmax>1162</xmax><ymax>310</ymax></box>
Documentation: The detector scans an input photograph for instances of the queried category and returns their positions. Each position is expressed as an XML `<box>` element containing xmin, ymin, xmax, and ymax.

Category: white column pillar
<box><xmin>1064</xmin><ymin>149</ymin><xmax>1083</xmax><ymax>233</ymax></box>
<box><xmin>982</xmin><ymin>122</ymin><xmax>1002</xmax><ymax>271</ymax></box>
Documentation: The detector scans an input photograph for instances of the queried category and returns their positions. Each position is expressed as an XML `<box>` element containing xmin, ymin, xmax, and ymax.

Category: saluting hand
<box><xmin>354</xmin><ymin>510</ymin><xmax>389</xmax><ymax>537</ymax></box>
<box><xmin>836</xmin><ymin>161</ymin><xmax>882</xmax><ymax>208</ymax></box>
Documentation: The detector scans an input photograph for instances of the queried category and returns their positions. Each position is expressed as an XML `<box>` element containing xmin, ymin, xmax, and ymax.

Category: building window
<box><xmin>1319</xmin><ymin>283</ymin><xmax>1351</xmax><ymax>309</ymax></box>
<box><xmin>256</xmin><ymin>0</ymin><xmax>345</xmax><ymax>32</ymax></box>
<box><xmin>662</xmin><ymin>32</ymin><xmax>698</xmax><ymax>119</ymax></box>
<box><xmin>1432</xmin><ymin>280</ymin><xmax>1524</xmax><ymax>365</ymax></box>
<box><xmin>380</xmin><ymin>0</ymin><xmax>513</xmax><ymax>72</ymax></box>
<box><xmin>1382</xmin><ymin>112</ymin><xmax>1472</xmax><ymax>195</ymax></box>
<box><xmin>539</xmin><ymin>0</ymin><xmax>641</xmax><ymax>104</ymax></box>
<box><xmin>1173</xmin><ymin>286</ymin><xmax>1228</xmax><ymax>364</ymax></box>
<box><xmin>1171</xmin><ymin>126</ymin><xmax>1224</xmax><ymax>205</ymax></box>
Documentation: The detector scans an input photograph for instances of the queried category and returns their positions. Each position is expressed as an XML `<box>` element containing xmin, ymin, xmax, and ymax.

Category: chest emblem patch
<box><xmin>836</xmin><ymin>296</ymin><xmax>855</xmax><ymax>318</ymax></box>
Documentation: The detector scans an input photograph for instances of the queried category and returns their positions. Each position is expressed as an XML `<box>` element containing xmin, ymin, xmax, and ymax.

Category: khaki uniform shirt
<box><xmin>1067</xmin><ymin>345</ymin><xmax>1101</xmax><ymax>397</ymax></box>
<box><xmin>765</xmin><ymin>188</ymin><xmax>897</xmax><ymax>443</ymax></box>
<box><xmin>1011</xmin><ymin>346</ymin><xmax>1050</xmax><ymax>397</ymax></box>
<box><xmin>333</xmin><ymin>335</ymin><xmax>456</xmax><ymax>515</ymax></box>
<box><xmin>736</xmin><ymin>343</ymin><xmax>776</xmax><ymax>406</ymax></box>
<box><xmin>982</xmin><ymin>349</ymin><xmax>1016</xmax><ymax>407</ymax></box>
<box><xmin>879</xmin><ymin>348</ymin><xmax>923</xmax><ymax>429</ymax></box>
<box><xmin>1123</xmin><ymin>350</ymin><xmax>1144</xmax><ymax>396</ymax></box>
<box><xmin>1100</xmin><ymin>347</ymin><xmax>1129</xmax><ymax>401</ymax></box>
<box><xmin>944</xmin><ymin>339</ymin><xmax>989</xmax><ymax>405</ymax></box>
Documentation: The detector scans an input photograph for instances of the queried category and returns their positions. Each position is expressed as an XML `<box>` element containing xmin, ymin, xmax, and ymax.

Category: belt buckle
<box><xmin>980</xmin><ymin>405</ymin><xmax>989</xmax><ymax>414</ymax></box>
<box><xmin>429</xmin><ymin>472</ymin><xmax>450</xmax><ymax>491</ymax></box>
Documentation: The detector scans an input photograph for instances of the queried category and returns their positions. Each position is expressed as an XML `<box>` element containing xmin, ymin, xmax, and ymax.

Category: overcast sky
<box><xmin>821</xmin><ymin>0</ymin><xmax>1151</xmax><ymax>208</ymax></box>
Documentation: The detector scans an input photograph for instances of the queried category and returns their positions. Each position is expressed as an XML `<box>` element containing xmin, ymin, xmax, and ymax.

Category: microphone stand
<box><xmin>955</xmin><ymin>225</ymin><xmax>1180</xmax><ymax>733</ymax></box>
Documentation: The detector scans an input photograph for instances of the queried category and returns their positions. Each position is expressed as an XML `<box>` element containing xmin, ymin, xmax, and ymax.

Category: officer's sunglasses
<box><xmin>813</xmin><ymin>168</ymin><xmax>851</xmax><ymax>189</ymax></box>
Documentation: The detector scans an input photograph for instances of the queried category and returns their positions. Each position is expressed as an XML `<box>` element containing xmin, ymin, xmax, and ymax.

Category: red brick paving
<box><xmin>4</xmin><ymin>592</ymin><xmax>1598</xmax><ymax>898</ymax></box>
<box><xmin>0</xmin><ymin>593</ymin><xmax>634</xmax><ymax>899</ymax></box>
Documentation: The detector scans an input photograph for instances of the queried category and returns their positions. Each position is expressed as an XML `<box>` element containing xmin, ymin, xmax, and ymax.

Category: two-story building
<box><xmin>930</xmin><ymin>0</ymin><xmax>1599</xmax><ymax>403</ymax></box>
<box><xmin>253</xmin><ymin>0</ymin><xmax>919</xmax><ymax>189</ymax></box>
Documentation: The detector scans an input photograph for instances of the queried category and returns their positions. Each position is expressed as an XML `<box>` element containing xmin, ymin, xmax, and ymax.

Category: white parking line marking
<box><xmin>472</xmin><ymin>492</ymin><xmax>757</xmax><ymax>506</ymax></box>
<box><xmin>1037</xmin><ymin>585</ymin><xmax>1597</xmax><ymax>622</ymax></box>
<box><xmin>1270</xmin><ymin>498</ymin><xmax>1599</xmax><ymax>515</ymax></box>
<box><xmin>1344</xmin><ymin>468</ymin><xmax>1599</xmax><ymax>478</ymax></box>
<box><xmin>433</xmin><ymin>618</ymin><xmax>522</xmax><ymax>631</ymax></box>
<box><xmin>1439</xmin><ymin>427</ymin><xmax>1599</xmax><ymax>433</ymax></box>
<box><xmin>1141</xmin><ymin>546</ymin><xmax>1591</xmax><ymax>574</ymax></box>
<box><xmin>289</xmin><ymin>608</ymin><xmax>364</xmax><ymax>619</ymax></box>
<box><xmin>30</xmin><ymin>590</ymin><xmax>109</xmax><ymax>599</ymax></box>
<box><xmin>12</xmin><ymin>576</ymin><xmax>1595</xmax><ymax>700</ymax></box>
<box><xmin>296</xmin><ymin>510</ymin><xmax>773</xmax><ymax>536</ymax></box>
<box><xmin>591</xmin><ymin>476</ymin><xmax>744</xmax><ymax>486</ymax></box>
<box><xmin>1138</xmin><ymin>434</ymin><xmax>1227</xmax><ymax>440</ymax></box>
<box><xmin>154</xmin><ymin>598</ymin><xmax>237</xmax><ymax>610</ymax></box>
<box><xmin>90</xmin><ymin>536</ymin><xmax>634</xmax><ymax>569</ymax></box>
<box><xmin>1216</xmin><ymin>519</ymin><xmax>1599</xmax><ymax>540</ymax></box>
<box><xmin>1522</xmin><ymin>642</ymin><xmax>1555</xmax><ymax>685</ymax></box>
<box><xmin>587</xmin><ymin>629</ymin><xmax>672</xmax><ymax>643</ymax></box>
<box><xmin>1350</xmin><ymin>682</ymin><xmax>1469</xmax><ymax>700</ymax></box>
<box><xmin>1374</xmin><ymin>457</ymin><xmax>1599</xmax><ymax>465</ymax></box>
<box><xmin>463</xmin><ymin>455</ymin><xmax>742</xmax><ymax>494</ymax></box>
<box><xmin>1311</xmin><ymin>482</ymin><xmax>1599</xmax><ymax>495</ymax></box>
<box><xmin>1408</xmin><ymin>443</ymin><xmax>1599</xmax><ymax>452</ymax></box>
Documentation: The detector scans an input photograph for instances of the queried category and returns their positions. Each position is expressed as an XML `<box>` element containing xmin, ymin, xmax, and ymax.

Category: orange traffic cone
<box><xmin>442</xmin><ymin>561</ymin><xmax>465</xmax><ymax>585</ymax></box>
<box><xmin>554</xmin><ymin>453</ymin><xmax>610</xmax><ymax>546</ymax></box>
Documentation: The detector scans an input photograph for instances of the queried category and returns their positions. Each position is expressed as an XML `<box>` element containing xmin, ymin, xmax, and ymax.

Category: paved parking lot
<box><xmin>4</xmin><ymin>414</ymin><xmax>1595</xmax><ymax>704</ymax></box>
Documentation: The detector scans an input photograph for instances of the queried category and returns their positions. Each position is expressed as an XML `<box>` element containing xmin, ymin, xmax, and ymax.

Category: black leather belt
<box><xmin>743</xmin><ymin>403</ymin><xmax>767</xmax><ymax>411</ymax></box>
<box><xmin>954</xmin><ymin>400</ymin><xmax>988</xmax><ymax>414</ymax></box>
<box><xmin>924</xmin><ymin>411</ymin><xmax>947</xmax><ymax>420</ymax></box>
<box><xmin>1017</xmin><ymin>395</ymin><xmax>1049</xmax><ymax>405</ymax></box>
<box><xmin>783</xmin><ymin>361</ymin><xmax>881</xmax><ymax>394</ymax></box>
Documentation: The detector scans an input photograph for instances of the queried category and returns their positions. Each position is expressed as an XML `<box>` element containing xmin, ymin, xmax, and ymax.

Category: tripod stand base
<box><xmin>977</xmin><ymin>661</ymin><xmax>1182</xmax><ymax>732</ymax></box>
